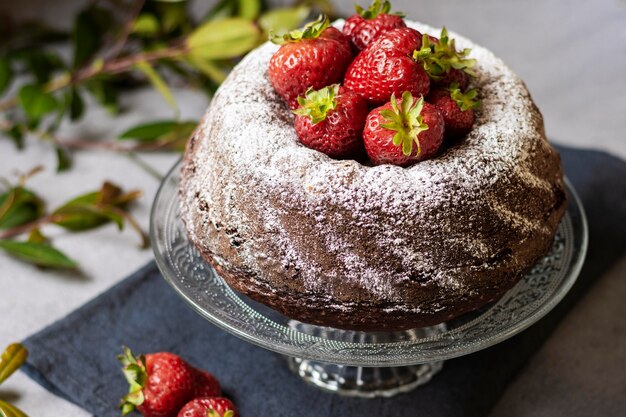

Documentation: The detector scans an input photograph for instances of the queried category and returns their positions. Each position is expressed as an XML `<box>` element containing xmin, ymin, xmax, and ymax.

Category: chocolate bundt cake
<box><xmin>179</xmin><ymin>21</ymin><xmax>567</xmax><ymax>331</ymax></box>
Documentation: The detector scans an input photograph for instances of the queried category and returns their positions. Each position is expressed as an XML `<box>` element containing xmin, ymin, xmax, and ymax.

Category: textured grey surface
<box><xmin>0</xmin><ymin>1</ymin><xmax>625</xmax><ymax>416</ymax></box>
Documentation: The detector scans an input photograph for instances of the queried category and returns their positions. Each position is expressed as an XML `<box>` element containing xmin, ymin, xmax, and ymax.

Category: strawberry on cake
<box><xmin>179</xmin><ymin>1</ymin><xmax>567</xmax><ymax>331</ymax></box>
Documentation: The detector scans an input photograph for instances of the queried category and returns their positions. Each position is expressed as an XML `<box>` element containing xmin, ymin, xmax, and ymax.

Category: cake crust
<box><xmin>179</xmin><ymin>21</ymin><xmax>567</xmax><ymax>331</ymax></box>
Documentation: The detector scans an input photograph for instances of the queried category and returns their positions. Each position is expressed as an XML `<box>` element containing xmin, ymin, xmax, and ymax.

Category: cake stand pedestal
<box><xmin>151</xmin><ymin>162</ymin><xmax>587</xmax><ymax>398</ymax></box>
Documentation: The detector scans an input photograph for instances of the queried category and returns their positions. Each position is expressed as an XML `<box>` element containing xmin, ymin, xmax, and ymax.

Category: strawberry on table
<box><xmin>268</xmin><ymin>15</ymin><xmax>353</xmax><ymax>109</ymax></box>
<box><xmin>293</xmin><ymin>84</ymin><xmax>369</xmax><ymax>159</ymax></box>
<box><xmin>428</xmin><ymin>83</ymin><xmax>480</xmax><ymax>139</ymax></box>
<box><xmin>118</xmin><ymin>347</ymin><xmax>220</xmax><ymax>417</ymax></box>
<box><xmin>344</xmin><ymin>27</ymin><xmax>430</xmax><ymax>105</ymax></box>
<box><xmin>343</xmin><ymin>0</ymin><xmax>407</xmax><ymax>51</ymax></box>
<box><xmin>364</xmin><ymin>91</ymin><xmax>444</xmax><ymax>166</ymax></box>
<box><xmin>177</xmin><ymin>397</ymin><xmax>239</xmax><ymax>417</ymax></box>
<box><xmin>413</xmin><ymin>27</ymin><xmax>476</xmax><ymax>89</ymax></box>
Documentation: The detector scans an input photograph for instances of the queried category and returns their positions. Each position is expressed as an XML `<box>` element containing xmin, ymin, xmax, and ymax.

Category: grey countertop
<box><xmin>1</xmin><ymin>1</ymin><xmax>625</xmax><ymax>416</ymax></box>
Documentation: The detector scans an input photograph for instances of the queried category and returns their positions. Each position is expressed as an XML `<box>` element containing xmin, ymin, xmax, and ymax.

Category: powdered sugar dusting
<box><xmin>179</xmin><ymin>20</ymin><xmax>564</xmax><ymax>315</ymax></box>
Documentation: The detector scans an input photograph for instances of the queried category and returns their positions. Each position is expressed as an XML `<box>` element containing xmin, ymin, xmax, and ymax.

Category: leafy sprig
<box><xmin>0</xmin><ymin>169</ymin><xmax>145</xmax><ymax>269</ymax></box>
<box><xmin>270</xmin><ymin>14</ymin><xmax>330</xmax><ymax>44</ymax></box>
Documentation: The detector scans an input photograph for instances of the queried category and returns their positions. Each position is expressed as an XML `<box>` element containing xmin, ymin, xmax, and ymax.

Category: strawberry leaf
<box><xmin>448</xmin><ymin>82</ymin><xmax>481</xmax><ymax>111</ymax></box>
<box><xmin>0</xmin><ymin>344</ymin><xmax>28</xmax><ymax>385</ymax></box>
<box><xmin>355</xmin><ymin>0</ymin><xmax>404</xmax><ymax>19</ymax></box>
<box><xmin>270</xmin><ymin>14</ymin><xmax>329</xmax><ymax>44</ymax></box>
<box><xmin>380</xmin><ymin>92</ymin><xmax>427</xmax><ymax>156</ymax></box>
<box><xmin>292</xmin><ymin>84</ymin><xmax>339</xmax><ymax>124</ymax></box>
<box><xmin>413</xmin><ymin>27</ymin><xmax>477</xmax><ymax>79</ymax></box>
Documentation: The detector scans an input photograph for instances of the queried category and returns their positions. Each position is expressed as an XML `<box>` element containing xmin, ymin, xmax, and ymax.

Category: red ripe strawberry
<box><xmin>428</xmin><ymin>84</ymin><xmax>480</xmax><ymax>139</ymax></box>
<box><xmin>293</xmin><ymin>84</ymin><xmax>368</xmax><ymax>158</ymax></box>
<box><xmin>413</xmin><ymin>27</ymin><xmax>476</xmax><ymax>89</ymax></box>
<box><xmin>364</xmin><ymin>91</ymin><xmax>444</xmax><ymax>166</ymax></box>
<box><xmin>343</xmin><ymin>27</ymin><xmax>430</xmax><ymax>105</ymax></box>
<box><xmin>343</xmin><ymin>0</ymin><xmax>407</xmax><ymax>51</ymax></box>
<box><xmin>177</xmin><ymin>397</ymin><xmax>239</xmax><ymax>417</ymax></box>
<box><xmin>268</xmin><ymin>15</ymin><xmax>353</xmax><ymax>109</ymax></box>
<box><xmin>119</xmin><ymin>347</ymin><xmax>221</xmax><ymax>417</ymax></box>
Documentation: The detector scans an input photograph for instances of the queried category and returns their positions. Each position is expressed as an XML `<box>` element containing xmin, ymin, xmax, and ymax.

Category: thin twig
<box><xmin>0</xmin><ymin>215</ymin><xmax>57</xmax><ymax>240</ymax></box>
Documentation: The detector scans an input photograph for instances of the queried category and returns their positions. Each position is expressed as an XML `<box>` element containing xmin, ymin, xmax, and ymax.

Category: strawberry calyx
<box><xmin>448</xmin><ymin>82</ymin><xmax>480</xmax><ymax>111</ymax></box>
<box><xmin>413</xmin><ymin>27</ymin><xmax>477</xmax><ymax>79</ymax></box>
<box><xmin>380</xmin><ymin>91</ymin><xmax>428</xmax><ymax>156</ymax></box>
<box><xmin>293</xmin><ymin>84</ymin><xmax>339</xmax><ymax>124</ymax></box>
<box><xmin>355</xmin><ymin>0</ymin><xmax>405</xmax><ymax>19</ymax></box>
<box><xmin>270</xmin><ymin>14</ymin><xmax>330</xmax><ymax>44</ymax></box>
<box><xmin>118</xmin><ymin>346</ymin><xmax>147</xmax><ymax>415</ymax></box>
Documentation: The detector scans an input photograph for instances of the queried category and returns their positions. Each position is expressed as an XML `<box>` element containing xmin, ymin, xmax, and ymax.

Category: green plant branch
<box><xmin>0</xmin><ymin>44</ymin><xmax>187</xmax><ymax>113</ymax></box>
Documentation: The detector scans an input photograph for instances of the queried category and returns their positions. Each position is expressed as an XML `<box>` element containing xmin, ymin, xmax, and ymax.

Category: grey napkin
<box><xmin>22</xmin><ymin>146</ymin><xmax>626</xmax><ymax>417</ymax></box>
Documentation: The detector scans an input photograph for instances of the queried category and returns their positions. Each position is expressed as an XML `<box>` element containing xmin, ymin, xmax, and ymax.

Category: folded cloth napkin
<box><xmin>22</xmin><ymin>146</ymin><xmax>626</xmax><ymax>417</ymax></box>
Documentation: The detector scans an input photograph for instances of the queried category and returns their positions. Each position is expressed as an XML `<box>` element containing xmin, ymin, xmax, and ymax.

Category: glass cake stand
<box><xmin>151</xmin><ymin>161</ymin><xmax>588</xmax><ymax>398</ymax></box>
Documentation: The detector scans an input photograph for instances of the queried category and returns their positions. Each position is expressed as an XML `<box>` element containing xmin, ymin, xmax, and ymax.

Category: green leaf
<box><xmin>187</xmin><ymin>18</ymin><xmax>260</xmax><ymax>60</ymax></box>
<box><xmin>118</xmin><ymin>121</ymin><xmax>179</xmax><ymax>141</ymax></box>
<box><xmin>237</xmin><ymin>0</ymin><xmax>261</xmax><ymax>19</ymax></box>
<box><xmin>186</xmin><ymin>56</ymin><xmax>227</xmax><ymax>84</ymax></box>
<box><xmin>18</xmin><ymin>85</ymin><xmax>58</xmax><ymax>121</ymax></box>
<box><xmin>51</xmin><ymin>182</ymin><xmax>140</xmax><ymax>232</ymax></box>
<box><xmin>2</xmin><ymin>125</ymin><xmax>24</xmax><ymax>149</ymax></box>
<box><xmin>68</xmin><ymin>87</ymin><xmax>85</xmax><ymax>121</ymax></box>
<box><xmin>203</xmin><ymin>0</ymin><xmax>237</xmax><ymax>20</ymax></box>
<box><xmin>134</xmin><ymin>60</ymin><xmax>177</xmax><ymax>111</ymax></box>
<box><xmin>132</xmin><ymin>14</ymin><xmax>160</xmax><ymax>37</ymax></box>
<box><xmin>0</xmin><ymin>343</ymin><xmax>28</xmax><ymax>385</ymax></box>
<box><xmin>85</xmin><ymin>78</ymin><xmax>119</xmax><ymax>114</ymax></box>
<box><xmin>0</xmin><ymin>400</ymin><xmax>28</xmax><ymax>417</ymax></box>
<box><xmin>259</xmin><ymin>6</ymin><xmax>311</xmax><ymax>35</ymax></box>
<box><xmin>0</xmin><ymin>58</ymin><xmax>12</xmax><ymax>95</ymax></box>
<box><xmin>27</xmin><ymin>228</ymin><xmax>48</xmax><ymax>244</ymax></box>
<box><xmin>53</xmin><ymin>203</ymin><xmax>124</xmax><ymax>231</ymax></box>
<box><xmin>0</xmin><ymin>240</ymin><xmax>78</xmax><ymax>269</ymax></box>
<box><xmin>72</xmin><ymin>5</ymin><xmax>112</xmax><ymax>68</ymax></box>
<box><xmin>55</xmin><ymin>145</ymin><xmax>72</xmax><ymax>172</ymax></box>
<box><xmin>0</xmin><ymin>187</ymin><xmax>45</xmax><ymax>230</ymax></box>
<box><xmin>154</xmin><ymin>0</ymin><xmax>187</xmax><ymax>33</ymax></box>
<box><xmin>12</xmin><ymin>50</ymin><xmax>65</xmax><ymax>85</ymax></box>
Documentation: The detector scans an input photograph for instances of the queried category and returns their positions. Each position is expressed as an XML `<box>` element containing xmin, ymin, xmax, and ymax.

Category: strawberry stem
<box><xmin>380</xmin><ymin>91</ymin><xmax>428</xmax><ymax>156</ymax></box>
<box><xmin>292</xmin><ymin>84</ymin><xmax>339</xmax><ymax>124</ymax></box>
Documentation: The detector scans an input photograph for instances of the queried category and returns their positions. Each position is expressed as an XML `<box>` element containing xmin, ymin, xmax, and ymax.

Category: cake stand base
<box><xmin>285</xmin><ymin>321</ymin><xmax>447</xmax><ymax>397</ymax></box>
<box><xmin>287</xmin><ymin>357</ymin><xmax>444</xmax><ymax>398</ymax></box>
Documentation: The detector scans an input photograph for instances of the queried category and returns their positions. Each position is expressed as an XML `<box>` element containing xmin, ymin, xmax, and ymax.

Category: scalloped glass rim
<box><xmin>151</xmin><ymin>160</ymin><xmax>588</xmax><ymax>367</ymax></box>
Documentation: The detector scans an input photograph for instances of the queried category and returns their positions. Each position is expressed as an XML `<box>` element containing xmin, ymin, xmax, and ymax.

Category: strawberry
<box><xmin>428</xmin><ymin>84</ymin><xmax>480</xmax><ymax>139</ymax></box>
<box><xmin>343</xmin><ymin>0</ymin><xmax>407</xmax><ymax>51</ymax></box>
<box><xmin>343</xmin><ymin>27</ymin><xmax>430</xmax><ymax>105</ymax></box>
<box><xmin>119</xmin><ymin>347</ymin><xmax>220</xmax><ymax>417</ymax></box>
<box><xmin>363</xmin><ymin>91</ymin><xmax>444</xmax><ymax>166</ymax></box>
<box><xmin>268</xmin><ymin>15</ymin><xmax>353</xmax><ymax>109</ymax></box>
<box><xmin>293</xmin><ymin>84</ymin><xmax>368</xmax><ymax>158</ymax></box>
<box><xmin>177</xmin><ymin>397</ymin><xmax>239</xmax><ymax>417</ymax></box>
<box><xmin>413</xmin><ymin>27</ymin><xmax>476</xmax><ymax>89</ymax></box>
